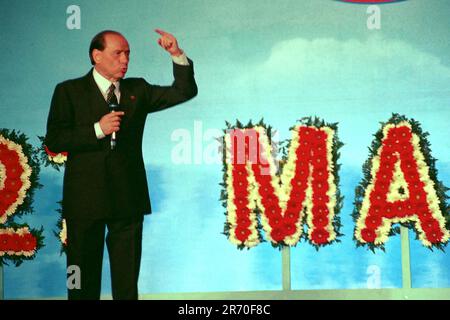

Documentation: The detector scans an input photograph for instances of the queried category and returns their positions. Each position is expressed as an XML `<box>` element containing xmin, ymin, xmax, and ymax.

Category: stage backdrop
<box><xmin>1</xmin><ymin>0</ymin><xmax>450</xmax><ymax>298</ymax></box>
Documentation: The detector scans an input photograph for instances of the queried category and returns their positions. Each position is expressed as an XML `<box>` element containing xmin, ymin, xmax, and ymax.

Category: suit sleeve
<box><xmin>45</xmin><ymin>83</ymin><xmax>100</xmax><ymax>153</ymax></box>
<box><xmin>143</xmin><ymin>58</ymin><xmax>198</xmax><ymax>113</ymax></box>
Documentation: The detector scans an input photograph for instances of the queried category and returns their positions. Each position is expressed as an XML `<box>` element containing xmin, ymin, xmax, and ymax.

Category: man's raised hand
<box><xmin>155</xmin><ymin>29</ymin><xmax>183</xmax><ymax>57</ymax></box>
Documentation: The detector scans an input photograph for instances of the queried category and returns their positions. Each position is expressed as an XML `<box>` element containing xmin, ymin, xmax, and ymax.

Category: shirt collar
<box><xmin>92</xmin><ymin>67</ymin><xmax>120</xmax><ymax>95</ymax></box>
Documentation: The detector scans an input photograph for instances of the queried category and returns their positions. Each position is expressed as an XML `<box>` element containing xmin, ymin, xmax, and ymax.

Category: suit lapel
<box><xmin>84</xmin><ymin>69</ymin><xmax>110</xmax><ymax>125</ymax></box>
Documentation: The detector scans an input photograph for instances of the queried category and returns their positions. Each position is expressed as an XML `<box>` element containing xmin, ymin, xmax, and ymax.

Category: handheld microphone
<box><xmin>109</xmin><ymin>103</ymin><xmax>119</xmax><ymax>150</ymax></box>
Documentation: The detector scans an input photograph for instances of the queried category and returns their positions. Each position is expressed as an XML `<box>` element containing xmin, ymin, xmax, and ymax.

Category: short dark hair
<box><xmin>89</xmin><ymin>30</ymin><xmax>124</xmax><ymax>65</ymax></box>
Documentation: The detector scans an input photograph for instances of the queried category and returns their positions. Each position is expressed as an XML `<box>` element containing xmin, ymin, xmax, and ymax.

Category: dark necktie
<box><xmin>107</xmin><ymin>84</ymin><xmax>118</xmax><ymax>105</ymax></box>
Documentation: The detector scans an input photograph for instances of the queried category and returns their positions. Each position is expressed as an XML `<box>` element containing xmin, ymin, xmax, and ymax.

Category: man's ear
<box><xmin>92</xmin><ymin>49</ymin><xmax>102</xmax><ymax>64</ymax></box>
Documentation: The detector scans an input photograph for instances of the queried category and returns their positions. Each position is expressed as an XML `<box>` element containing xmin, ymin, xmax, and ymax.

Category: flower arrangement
<box><xmin>53</xmin><ymin>202</ymin><xmax>67</xmax><ymax>253</ymax></box>
<box><xmin>38</xmin><ymin>137</ymin><xmax>67</xmax><ymax>253</ymax></box>
<box><xmin>221</xmin><ymin>118</ymin><xmax>343</xmax><ymax>250</ymax></box>
<box><xmin>0</xmin><ymin>129</ymin><xmax>44</xmax><ymax>266</ymax></box>
<box><xmin>353</xmin><ymin>114</ymin><xmax>450</xmax><ymax>252</ymax></box>
<box><xmin>38</xmin><ymin>136</ymin><xmax>67</xmax><ymax>170</ymax></box>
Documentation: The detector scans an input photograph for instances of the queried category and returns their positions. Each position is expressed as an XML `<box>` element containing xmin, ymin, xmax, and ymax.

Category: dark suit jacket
<box><xmin>45</xmin><ymin>60</ymin><xmax>197</xmax><ymax>220</ymax></box>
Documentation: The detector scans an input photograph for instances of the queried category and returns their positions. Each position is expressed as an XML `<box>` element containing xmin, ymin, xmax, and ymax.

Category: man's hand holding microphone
<box><xmin>99</xmin><ymin>110</ymin><xmax>124</xmax><ymax>135</ymax></box>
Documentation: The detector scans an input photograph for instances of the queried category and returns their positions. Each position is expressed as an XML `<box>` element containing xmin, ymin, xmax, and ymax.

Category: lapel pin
<box><xmin>130</xmin><ymin>95</ymin><xmax>136</xmax><ymax>101</ymax></box>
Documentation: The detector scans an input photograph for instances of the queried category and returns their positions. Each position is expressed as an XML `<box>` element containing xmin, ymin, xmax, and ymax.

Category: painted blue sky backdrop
<box><xmin>1</xmin><ymin>0</ymin><xmax>449</xmax><ymax>298</ymax></box>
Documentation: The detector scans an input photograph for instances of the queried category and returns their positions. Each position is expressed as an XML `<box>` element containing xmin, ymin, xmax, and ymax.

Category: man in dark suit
<box><xmin>45</xmin><ymin>29</ymin><xmax>197</xmax><ymax>300</ymax></box>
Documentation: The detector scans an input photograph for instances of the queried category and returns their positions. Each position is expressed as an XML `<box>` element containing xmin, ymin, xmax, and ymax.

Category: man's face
<box><xmin>93</xmin><ymin>33</ymin><xmax>130</xmax><ymax>81</ymax></box>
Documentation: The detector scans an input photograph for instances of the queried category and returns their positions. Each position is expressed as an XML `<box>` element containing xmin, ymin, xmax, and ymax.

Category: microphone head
<box><xmin>109</xmin><ymin>103</ymin><xmax>119</xmax><ymax>111</ymax></box>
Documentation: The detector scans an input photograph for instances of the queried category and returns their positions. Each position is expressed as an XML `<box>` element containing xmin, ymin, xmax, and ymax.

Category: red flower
<box><xmin>379</xmin><ymin>151</ymin><xmax>397</xmax><ymax>166</ymax></box>
<box><xmin>392</xmin><ymin>127</ymin><xmax>412</xmax><ymax>143</ymax></box>
<box><xmin>312</xmin><ymin>214</ymin><xmax>329</xmax><ymax>228</ymax></box>
<box><xmin>310</xmin><ymin>130</ymin><xmax>326</xmax><ymax>146</ymax></box>
<box><xmin>365</xmin><ymin>215</ymin><xmax>382</xmax><ymax>229</ymax></box>
<box><xmin>416</xmin><ymin>207</ymin><xmax>431</xmax><ymax>220</ymax></box>
<box><xmin>5</xmin><ymin>178</ymin><xmax>23</xmax><ymax>192</ymax></box>
<box><xmin>427</xmin><ymin>228</ymin><xmax>443</xmax><ymax>244</ymax></box>
<box><xmin>233</xmin><ymin>166</ymin><xmax>247</xmax><ymax>179</ymax></box>
<box><xmin>313</xmin><ymin>204</ymin><xmax>329</xmax><ymax>216</ymax></box>
<box><xmin>361</xmin><ymin>228</ymin><xmax>377</xmax><ymax>243</ymax></box>
<box><xmin>409</xmin><ymin>180</ymin><xmax>425</xmax><ymax>192</ymax></box>
<box><xmin>375</xmin><ymin>181</ymin><xmax>390</xmax><ymax>194</ymax></box>
<box><xmin>311</xmin><ymin>228</ymin><xmax>329</xmax><ymax>245</ymax></box>
<box><xmin>268</xmin><ymin>215</ymin><xmax>283</xmax><ymax>228</ymax></box>
<box><xmin>286</xmin><ymin>199</ymin><xmax>301</xmax><ymax>212</ymax></box>
<box><xmin>312</xmin><ymin>194</ymin><xmax>329</xmax><ymax>205</ymax></box>
<box><xmin>1</xmin><ymin>150</ymin><xmax>20</xmax><ymax>166</ymax></box>
<box><xmin>410</xmin><ymin>191</ymin><xmax>427</xmax><ymax>205</ymax></box>
<box><xmin>6</xmin><ymin>163</ymin><xmax>23</xmax><ymax>179</ymax></box>
<box><xmin>270</xmin><ymin>227</ymin><xmax>285</xmax><ymax>242</ymax></box>
<box><xmin>236</xmin><ymin>216</ymin><xmax>252</xmax><ymax>228</ymax></box>
<box><xmin>258</xmin><ymin>183</ymin><xmax>275</xmax><ymax>198</ymax></box>
<box><xmin>291</xmin><ymin>176</ymin><xmax>308</xmax><ymax>191</ymax></box>
<box><xmin>255</xmin><ymin>171</ymin><xmax>272</xmax><ymax>184</ymax></box>
<box><xmin>403</xmin><ymin>164</ymin><xmax>420</xmax><ymax>181</ymax></box>
<box><xmin>0</xmin><ymin>234</ymin><xmax>10</xmax><ymax>251</ymax></box>
<box><xmin>235</xmin><ymin>226</ymin><xmax>251</xmax><ymax>242</ymax></box>
<box><xmin>369</xmin><ymin>191</ymin><xmax>385</xmax><ymax>205</ymax></box>
<box><xmin>375</xmin><ymin>169</ymin><xmax>392</xmax><ymax>185</ymax></box>
<box><xmin>265</xmin><ymin>204</ymin><xmax>282</xmax><ymax>219</ymax></box>
<box><xmin>404</xmin><ymin>202</ymin><xmax>415</xmax><ymax>215</ymax></box>
<box><xmin>0</xmin><ymin>143</ymin><xmax>8</xmax><ymax>153</ymax></box>
<box><xmin>289</xmin><ymin>189</ymin><xmax>306</xmax><ymax>203</ymax></box>
<box><xmin>384</xmin><ymin>203</ymin><xmax>395</xmax><ymax>219</ymax></box>
<box><xmin>392</xmin><ymin>201</ymin><xmax>407</xmax><ymax>218</ymax></box>
<box><xmin>420</xmin><ymin>218</ymin><xmax>440</xmax><ymax>233</ymax></box>
<box><xmin>312</xmin><ymin>170</ymin><xmax>328</xmax><ymax>188</ymax></box>
<box><xmin>399</xmin><ymin>143</ymin><xmax>414</xmax><ymax>157</ymax></box>
<box><xmin>299</xmin><ymin>127</ymin><xmax>316</xmax><ymax>139</ymax></box>
<box><xmin>369</xmin><ymin>204</ymin><xmax>383</xmax><ymax>217</ymax></box>
<box><xmin>295</xmin><ymin>162</ymin><xmax>310</xmax><ymax>178</ymax></box>
<box><xmin>299</xmin><ymin>136</ymin><xmax>314</xmax><ymax>149</ymax></box>
<box><xmin>311</xmin><ymin>146</ymin><xmax>327</xmax><ymax>159</ymax></box>
<box><xmin>0</xmin><ymin>191</ymin><xmax>18</xmax><ymax>206</ymax></box>
<box><xmin>312</xmin><ymin>180</ymin><xmax>329</xmax><ymax>193</ymax></box>
<box><xmin>382</xmin><ymin>142</ymin><xmax>396</xmax><ymax>156</ymax></box>
<box><xmin>10</xmin><ymin>233</ymin><xmax>21</xmax><ymax>252</ymax></box>
<box><xmin>312</xmin><ymin>156</ymin><xmax>327</xmax><ymax>170</ymax></box>
<box><xmin>21</xmin><ymin>233</ymin><xmax>37</xmax><ymax>252</ymax></box>
<box><xmin>233</xmin><ymin>195</ymin><xmax>248</xmax><ymax>208</ymax></box>
<box><xmin>284</xmin><ymin>209</ymin><xmax>300</xmax><ymax>223</ymax></box>
<box><xmin>0</xmin><ymin>202</ymin><xmax>9</xmax><ymax>216</ymax></box>
<box><xmin>232</xmin><ymin>178</ymin><xmax>248</xmax><ymax>194</ymax></box>
<box><xmin>283</xmin><ymin>223</ymin><xmax>297</xmax><ymax>236</ymax></box>
<box><xmin>296</xmin><ymin>146</ymin><xmax>311</xmax><ymax>160</ymax></box>
<box><xmin>44</xmin><ymin>145</ymin><xmax>59</xmax><ymax>157</ymax></box>
<box><xmin>235</xmin><ymin>207</ymin><xmax>251</xmax><ymax>218</ymax></box>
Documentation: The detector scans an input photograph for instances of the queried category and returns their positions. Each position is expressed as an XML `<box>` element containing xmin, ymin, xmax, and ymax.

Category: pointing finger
<box><xmin>155</xmin><ymin>29</ymin><xmax>167</xmax><ymax>36</ymax></box>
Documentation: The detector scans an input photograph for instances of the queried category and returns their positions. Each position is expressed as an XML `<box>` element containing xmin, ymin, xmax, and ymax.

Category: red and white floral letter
<box><xmin>354</xmin><ymin>121</ymin><xmax>449</xmax><ymax>248</ymax></box>
<box><xmin>0</xmin><ymin>136</ymin><xmax>38</xmax><ymax>259</ymax></box>
<box><xmin>224</xmin><ymin>123</ymin><xmax>341</xmax><ymax>248</ymax></box>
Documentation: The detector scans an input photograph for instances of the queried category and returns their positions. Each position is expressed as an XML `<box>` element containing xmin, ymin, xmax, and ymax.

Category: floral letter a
<box><xmin>354</xmin><ymin>115</ymin><xmax>450</xmax><ymax>250</ymax></box>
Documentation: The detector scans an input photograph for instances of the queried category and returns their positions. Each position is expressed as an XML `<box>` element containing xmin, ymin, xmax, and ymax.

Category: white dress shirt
<box><xmin>93</xmin><ymin>53</ymin><xmax>189</xmax><ymax>139</ymax></box>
